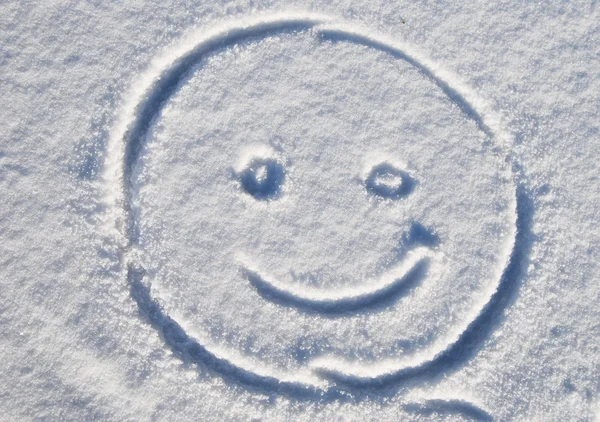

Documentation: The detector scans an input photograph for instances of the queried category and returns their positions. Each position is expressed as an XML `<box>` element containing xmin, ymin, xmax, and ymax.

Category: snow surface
<box><xmin>1</xmin><ymin>2</ymin><xmax>599</xmax><ymax>421</ymax></box>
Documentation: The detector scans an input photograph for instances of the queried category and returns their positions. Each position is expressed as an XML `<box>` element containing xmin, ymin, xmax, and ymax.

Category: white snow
<box><xmin>1</xmin><ymin>2</ymin><xmax>599</xmax><ymax>421</ymax></box>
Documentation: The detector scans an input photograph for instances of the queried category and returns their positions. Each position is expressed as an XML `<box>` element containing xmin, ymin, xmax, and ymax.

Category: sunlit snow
<box><xmin>1</xmin><ymin>3</ymin><xmax>599</xmax><ymax>421</ymax></box>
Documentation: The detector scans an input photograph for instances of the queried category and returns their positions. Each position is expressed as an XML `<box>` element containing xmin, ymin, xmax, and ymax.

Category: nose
<box><xmin>404</xmin><ymin>222</ymin><xmax>440</xmax><ymax>248</ymax></box>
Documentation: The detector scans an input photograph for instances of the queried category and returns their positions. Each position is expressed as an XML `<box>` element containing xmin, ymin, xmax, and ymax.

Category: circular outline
<box><xmin>105</xmin><ymin>13</ymin><xmax>520</xmax><ymax>397</ymax></box>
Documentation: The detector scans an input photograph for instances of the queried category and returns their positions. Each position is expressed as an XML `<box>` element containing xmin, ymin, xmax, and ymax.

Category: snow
<box><xmin>1</xmin><ymin>2</ymin><xmax>599</xmax><ymax>421</ymax></box>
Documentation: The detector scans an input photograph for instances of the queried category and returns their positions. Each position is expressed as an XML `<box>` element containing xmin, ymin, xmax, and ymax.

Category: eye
<box><xmin>365</xmin><ymin>162</ymin><xmax>415</xmax><ymax>199</ymax></box>
<box><xmin>238</xmin><ymin>157</ymin><xmax>285</xmax><ymax>200</ymax></box>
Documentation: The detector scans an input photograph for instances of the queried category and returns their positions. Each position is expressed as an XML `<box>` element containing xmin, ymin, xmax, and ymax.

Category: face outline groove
<box><xmin>107</xmin><ymin>13</ymin><xmax>523</xmax><ymax>401</ymax></box>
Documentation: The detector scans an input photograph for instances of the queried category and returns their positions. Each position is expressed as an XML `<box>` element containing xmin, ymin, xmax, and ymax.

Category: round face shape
<box><xmin>129</xmin><ymin>24</ymin><xmax>515</xmax><ymax>389</ymax></box>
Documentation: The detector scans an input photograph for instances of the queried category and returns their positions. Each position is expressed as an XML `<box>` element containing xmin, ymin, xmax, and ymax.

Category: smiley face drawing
<box><xmin>110</xmin><ymin>14</ymin><xmax>518</xmax><ymax>394</ymax></box>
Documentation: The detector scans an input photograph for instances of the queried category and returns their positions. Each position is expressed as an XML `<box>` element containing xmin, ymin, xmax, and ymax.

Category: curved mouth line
<box><xmin>240</xmin><ymin>247</ymin><xmax>431</xmax><ymax>314</ymax></box>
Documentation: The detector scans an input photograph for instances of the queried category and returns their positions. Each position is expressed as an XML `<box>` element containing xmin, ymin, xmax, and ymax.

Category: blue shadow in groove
<box><xmin>245</xmin><ymin>260</ymin><xmax>427</xmax><ymax>315</ymax></box>
<box><xmin>318</xmin><ymin>29</ymin><xmax>494</xmax><ymax>139</ymax></box>
<box><xmin>404</xmin><ymin>399</ymin><xmax>494</xmax><ymax>422</ymax></box>
<box><xmin>128</xmin><ymin>265</ymin><xmax>348</xmax><ymax>401</ymax></box>
<box><xmin>365</xmin><ymin>162</ymin><xmax>416</xmax><ymax>200</ymax></box>
<box><xmin>238</xmin><ymin>158</ymin><xmax>286</xmax><ymax>200</ymax></box>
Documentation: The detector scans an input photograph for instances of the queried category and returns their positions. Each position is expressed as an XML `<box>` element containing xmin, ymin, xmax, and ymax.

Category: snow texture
<box><xmin>1</xmin><ymin>2</ymin><xmax>599</xmax><ymax>421</ymax></box>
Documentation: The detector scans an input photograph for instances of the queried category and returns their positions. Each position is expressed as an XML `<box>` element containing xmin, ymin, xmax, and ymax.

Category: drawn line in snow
<box><xmin>105</xmin><ymin>13</ymin><xmax>526</xmax><ymax>401</ymax></box>
<box><xmin>106</xmin><ymin>15</ymin><xmax>327</xmax><ymax>243</ymax></box>
<box><xmin>129</xmin><ymin>258</ymin><xmax>513</xmax><ymax>422</ymax></box>
<box><xmin>316</xmin><ymin>25</ymin><xmax>497</xmax><ymax>140</ymax></box>
<box><xmin>242</xmin><ymin>247</ymin><xmax>430</xmax><ymax>314</ymax></box>
<box><xmin>127</xmin><ymin>264</ymin><xmax>343</xmax><ymax>400</ymax></box>
<box><xmin>365</xmin><ymin>162</ymin><xmax>416</xmax><ymax>200</ymax></box>
<box><xmin>308</xmin><ymin>188</ymin><xmax>532</xmax><ymax>387</ymax></box>
<box><xmin>403</xmin><ymin>399</ymin><xmax>494</xmax><ymax>421</ymax></box>
<box><xmin>128</xmin><ymin>262</ymin><xmax>501</xmax><ymax>419</ymax></box>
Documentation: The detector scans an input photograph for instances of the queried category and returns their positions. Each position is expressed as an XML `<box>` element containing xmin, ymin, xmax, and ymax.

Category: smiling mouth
<box><xmin>240</xmin><ymin>247</ymin><xmax>432</xmax><ymax>314</ymax></box>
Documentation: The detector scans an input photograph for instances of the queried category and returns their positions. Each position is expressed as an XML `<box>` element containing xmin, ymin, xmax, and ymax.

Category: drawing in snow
<box><xmin>104</xmin><ymin>15</ymin><xmax>520</xmax><ymax>396</ymax></box>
